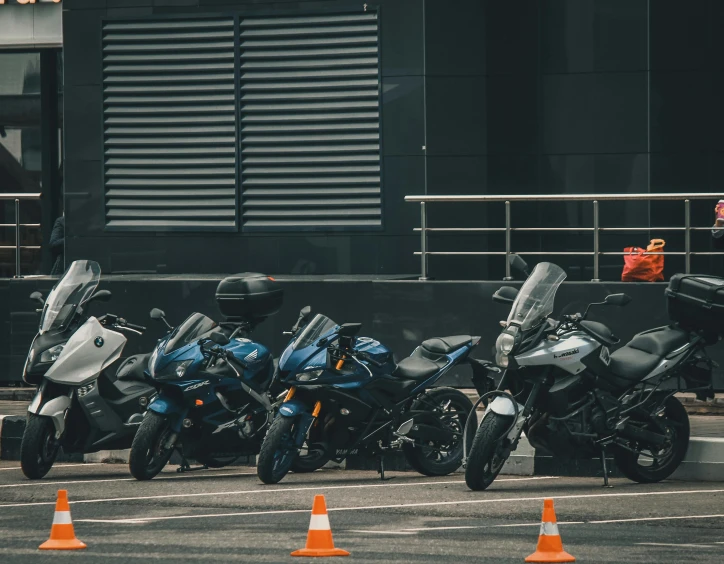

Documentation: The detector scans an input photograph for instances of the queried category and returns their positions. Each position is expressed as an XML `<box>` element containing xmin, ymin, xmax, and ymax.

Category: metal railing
<box><xmin>405</xmin><ymin>193</ymin><xmax>724</xmax><ymax>281</ymax></box>
<box><xmin>0</xmin><ymin>193</ymin><xmax>42</xmax><ymax>278</ymax></box>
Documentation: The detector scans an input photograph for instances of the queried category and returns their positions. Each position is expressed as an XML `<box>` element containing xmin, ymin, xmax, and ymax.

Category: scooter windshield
<box><xmin>507</xmin><ymin>262</ymin><xmax>566</xmax><ymax>331</ymax></box>
<box><xmin>39</xmin><ymin>260</ymin><xmax>101</xmax><ymax>334</ymax></box>
<box><xmin>165</xmin><ymin>313</ymin><xmax>218</xmax><ymax>354</ymax></box>
<box><xmin>293</xmin><ymin>314</ymin><xmax>338</xmax><ymax>350</ymax></box>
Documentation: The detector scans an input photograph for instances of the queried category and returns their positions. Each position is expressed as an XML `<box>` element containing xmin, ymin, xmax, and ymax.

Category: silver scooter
<box><xmin>21</xmin><ymin>260</ymin><xmax>155</xmax><ymax>479</ymax></box>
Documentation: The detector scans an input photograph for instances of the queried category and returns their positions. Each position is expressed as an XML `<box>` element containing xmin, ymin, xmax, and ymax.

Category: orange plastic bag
<box><xmin>622</xmin><ymin>239</ymin><xmax>665</xmax><ymax>282</ymax></box>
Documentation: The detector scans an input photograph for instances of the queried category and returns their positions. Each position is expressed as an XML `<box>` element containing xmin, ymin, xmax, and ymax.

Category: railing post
<box><xmin>419</xmin><ymin>201</ymin><xmax>428</xmax><ymax>280</ymax></box>
<box><xmin>504</xmin><ymin>201</ymin><xmax>512</xmax><ymax>281</ymax></box>
<box><xmin>14</xmin><ymin>198</ymin><xmax>21</xmax><ymax>279</ymax></box>
<box><xmin>685</xmin><ymin>199</ymin><xmax>691</xmax><ymax>274</ymax></box>
<box><xmin>592</xmin><ymin>200</ymin><xmax>600</xmax><ymax>282</ymax></box>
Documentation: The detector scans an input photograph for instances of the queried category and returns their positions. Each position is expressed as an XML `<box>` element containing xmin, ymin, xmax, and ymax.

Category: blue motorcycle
<box><xmin>129</xmin><ymin>273</ymin><xmax>285</xmax><ymax>480</ymax></box>
<box><xmin>256</xmin><ymin>308</ymin><xmax>494</xmax><ymax>483</ymax></box>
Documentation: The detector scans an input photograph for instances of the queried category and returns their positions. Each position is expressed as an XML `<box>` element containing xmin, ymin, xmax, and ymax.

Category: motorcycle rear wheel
<box><xmin>20</xmin><ymin>414</ymin><xmax>60</xmax><ymax>480</ymax></box>
<box><xmin>403</xmin><ymin>388</ymin><xmax>476</xmax><ymax>476</ymax></box>
<box><xmin>129</xmin><ymin>412</ymin><xmax>175</xmax><ymax>481</ymax></box>
<box><xmin>613</xmin><ymin>395</ymin><xmax>690</xmax><ymax>484</ymax></box>
<box><xmin>464</xmin><ymin>412</ymin><xmax>514</xmax><ymax>491</ymax></box>
<box><xmin>257</xmin><ymin>416</ymin><xmax>298</xmax><ymax>484</ymax></box>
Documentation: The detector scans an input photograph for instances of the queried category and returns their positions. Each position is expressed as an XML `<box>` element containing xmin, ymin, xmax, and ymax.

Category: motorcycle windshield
<box><xmin>39</xmin><ymin>260</ymin><xmax>101</xmax><ymax>335</ymax></box>
<box><xmin>507</xmin><ymin>262</ymin><xmax>567</xmax><ymax>331</ymax></box>
<box><xmin>165</xmin><ymin>313</ymin><xmax>218</xmax><ymax>354</ymax></box>
<box><xmin>293</xmin><ymin>314</ymin><xmax>338</xmax><ymax>350</ymax></box>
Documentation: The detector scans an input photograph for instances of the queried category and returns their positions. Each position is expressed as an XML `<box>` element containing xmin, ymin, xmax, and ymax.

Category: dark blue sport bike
<box><xmin>129</xmin><ymin>273</ymin><xmax>287</xmax><ymax>480</ymax></box>
<box><xmin>256</xmin><ymin>308</ymin><xmax>494</xmax><ymax>484</ymax></box>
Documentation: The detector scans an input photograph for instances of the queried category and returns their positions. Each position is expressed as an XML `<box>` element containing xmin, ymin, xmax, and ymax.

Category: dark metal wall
<box><xmin>3</xmin><ymin>275</ymin><xmax>723</xmax><ymax>387</ymax></box>
<box><xmin>61</xmin><ymin>0</ymin><xmax>724</xmax><ymax>280</ymax></box>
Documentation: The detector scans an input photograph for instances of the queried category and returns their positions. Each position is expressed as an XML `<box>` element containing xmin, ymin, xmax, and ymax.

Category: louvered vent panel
<box><xmin>239</xmin><ymin>12</ymin><xmax>382</xmax><ymax>229</ymax></box>
<box><xmin>103</xmin><ymin>18</ymin><xmax>237</xmax><ymax>230</ymax></box>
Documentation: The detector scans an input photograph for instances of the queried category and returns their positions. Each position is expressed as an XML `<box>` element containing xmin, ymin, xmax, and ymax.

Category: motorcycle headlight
<box><xmin>154</xmin><ymin>360</ymin><xmax>193</xmax><ymax>381</ymax></box>
<box><xmin>495</xmin><ymin>326</ymin><xmax>519</xmax><ymax>368</ymax></box>
<box><xmin>297</xmin><ymin>369</ymin><xmax>324</xmax><ymax>382</ymax></box>
<box><xmin>39</xmin><ymin>344</ymin><xmax>64</xmax><ymax>363</ymax></box>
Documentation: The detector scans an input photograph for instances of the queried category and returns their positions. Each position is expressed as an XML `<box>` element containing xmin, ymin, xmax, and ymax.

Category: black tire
<box><xmin>257</xmin><ymin>416</ymin><xmax>298</xmax><ymax>484</ymax></box>
<box><xmin>20</xmin><ymin>414</ymin><xmax>60</xmax><ymax>480</ymax></box>
<box><xmin>291</xmin><ymin>416</ymin><xmax>331</xmax><ymax>474</ymax></box>
<box><xmin>403</xmin><ymin>388</ymin><xmax>476</xmax><ymax>477</ymax></box>
<box><xmin>465</xmin><ymin>412</ymin><xmax>514</xmax><ymax>491</ymax></box>
<box><xmin>129</xmin><ymin>411</ymin><xmax>175</xmax><ymax>481</ymax></box>
<box><xmin>613</xmin><ymin>395</ymin><xmax>690</xmax><ymax>484</ymax></box>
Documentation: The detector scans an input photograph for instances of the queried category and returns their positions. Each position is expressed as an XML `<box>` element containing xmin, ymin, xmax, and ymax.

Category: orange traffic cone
<box><xmin>291</xmin><ymin>495</ymin><xmax>350</xmax><ymax>557</ymax></box>
<box><xmin>39</xmin><ymin>490</ymin><xmax>86</xmax><ymax>550</ymax></box>
<box><xmin>525</xmin><ymin>499</ymin><xmax>575</xmax><ymax>563</ymax></box>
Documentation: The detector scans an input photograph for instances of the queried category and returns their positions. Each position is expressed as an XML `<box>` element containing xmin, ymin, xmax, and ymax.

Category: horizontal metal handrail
<box><xmin>405</xmin><ymin>192</ymin><xmax>722</xmax><ymax>203</ymax></box>
<box><xmin>0</xmin><ymin>193</ymin><xmax>42</xmax><ymax>278</ymax></box>
<box><xmin>405</xmin><ymin>193</ymin><xmax>724</xmax><ymax>280</ymax></box>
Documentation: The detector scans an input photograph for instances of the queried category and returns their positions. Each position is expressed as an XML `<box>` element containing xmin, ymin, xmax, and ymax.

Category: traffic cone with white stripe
<box><xmin>39</xmin><ymin>490</ymin><xmax>86</xmax><ymax>550</ymax></box>
<box><xmin>525</xmin><ymin>499</ymin><xmax>574</xmax><ymax>563</ymax></box>
<box><xmin>291</xmin><ymin>495</ymin><xmax>349</xmax><ymax>557</ymax></box>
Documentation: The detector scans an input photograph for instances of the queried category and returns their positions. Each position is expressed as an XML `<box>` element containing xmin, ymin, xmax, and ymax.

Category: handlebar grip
<box><xmin>126</xmin><ymin>322</ymin><xmax>146</xmax><ymax>332</ymax></box>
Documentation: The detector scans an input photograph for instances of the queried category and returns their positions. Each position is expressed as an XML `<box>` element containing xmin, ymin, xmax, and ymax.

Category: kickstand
<box><xmin>377</xmin><ymin>454</ymin><xmax>393</xmax><ymax>482</ymax></box>
<box><xmin>600</xmin><ymin>448</ymin><xmax>613</xmax><ymax>488</ymax></box>
<box><xmin>176</xmin><ymin>454</ymin><xmax>192</xmax><ymax>474</ymax></box>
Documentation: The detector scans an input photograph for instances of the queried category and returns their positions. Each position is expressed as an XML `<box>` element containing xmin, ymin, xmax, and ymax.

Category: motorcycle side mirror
<box><xmin>338</xmin><ymin>322</ymin><xmax>362</xmax><ymax>349</ymax></box>
<box><xmin>209</xmin><ymin>331</ymin><xmax>230</xmax><ymax>346</ymax></box>
<box><xmin>150</xmin><ymin>308</ymin><xmax>166</xmax><ymax>320</ymax></box>
<box><xmin>493</xmin><ymin>286</ymin><xmax>519</xmax><ymax>305</ymax></box>
<box><xmin>292</xmin><ymin>305</ymin><xmax>313</xmax><ymax>333</ymax></box>
<box><xmin>30</xmin><ymin>291</ymin><xmax>44</xmax><ymax>305</ymax></box>
<box><xmin>604</xmin><ymin>293</ymin><xmax>632</xmax><ymax>307</ymax></box>
<box><xmin>509</xmin><ymin>254</ymin><xmax>530</xmax><ymax>277</ymax></box>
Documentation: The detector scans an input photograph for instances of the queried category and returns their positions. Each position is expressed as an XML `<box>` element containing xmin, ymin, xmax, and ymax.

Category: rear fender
<box><xmin>148</xmin><ymin>395</ymin><xmax>188</xmax><ymax>433</ymax></box>
<box><xmin>37</xmin><ymin>395</ymin><xmax>71</xmax><ymax>437</ymax></box>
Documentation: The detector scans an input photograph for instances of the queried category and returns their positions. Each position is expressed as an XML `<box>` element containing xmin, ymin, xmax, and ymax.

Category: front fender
<box><xmin>487</xmin><ymin>396</ymin><xmax>522</xmax><ymax>417</ymax></box>
<box><xmin>148</xmin><ymin>395</ymin><xmax>187</xmax><ymax>432</ymax></box>
<box><xmin>277</xmin><ymin>399</ymin><xmax>309</xmax><ymax>418</ymax></box>
<box><xmin>37</xmin><ymin>395</ymin><xmax>71</xmax><ymax>436</ymax></box>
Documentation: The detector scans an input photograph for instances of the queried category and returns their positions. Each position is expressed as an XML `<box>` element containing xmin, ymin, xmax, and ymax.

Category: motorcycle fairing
<box><xmin>515</xmin><ymin>332</ymin><xmax>600</xmax><ymax>375</ymax></box>
<box><xmin>45</xmin><ymin>317</ymin><xmax>127</xmax><ymax>386</ymax></box>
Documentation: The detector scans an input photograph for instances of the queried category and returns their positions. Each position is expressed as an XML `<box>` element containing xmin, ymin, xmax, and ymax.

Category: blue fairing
<box><xmin>148</xmin><ymin>395</ymin><xmax>185</xmax><ymax>415</ymax></box>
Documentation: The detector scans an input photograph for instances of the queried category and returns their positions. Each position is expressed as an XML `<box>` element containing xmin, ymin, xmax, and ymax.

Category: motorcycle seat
<box><xmin>421</xmin><ymin>335</ymin><xmax>473</xmax><ymax>355</ymax></box>
<box><xmin>607</xmin><ymin>326</ymin><xmax>689</xmax><ymax>381</ymax></box>
<box><xmin>394</xmin><ymin>348</ymin><xmax>448</xmax><ymax>381</ymax></box>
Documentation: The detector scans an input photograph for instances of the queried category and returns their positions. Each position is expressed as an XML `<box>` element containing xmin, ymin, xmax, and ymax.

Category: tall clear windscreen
<box><xmin>39</xmin><ymin>260</ymin><xmax>101</xmax><ymax>334</ymax></box>
<box><xmin>507</xmin><ymin>262</ymin><xmax>566</xmax><ymax>331</ymax></box>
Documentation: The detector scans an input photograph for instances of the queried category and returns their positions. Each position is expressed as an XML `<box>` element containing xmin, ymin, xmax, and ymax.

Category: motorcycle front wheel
<box><xmin>464</xmin><ymin>412</ymin><xmax>514</xmax><ymax>491</ymax></box>
<box><xmin>257</xmin><ymin>416</ymin><xmax>299</xmax><ymax>484</ymax></box>
<box><xmin>20</xmin><ymin>414</ymin><xmax>60</xmax><ymax>480</ymax></box>
<box><xmin>613</xmin><ymin>395</ymin><xmax>690</xmax><ymax>484</ymax></box>
<box><xmin>129</xmin><ymin>411</ymin><xmax>175</xmax><ymax>480</ymax></box>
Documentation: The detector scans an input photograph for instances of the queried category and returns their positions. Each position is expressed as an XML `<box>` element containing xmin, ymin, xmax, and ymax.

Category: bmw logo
<box><xmin>94</xmin><ymin>336</ymin><xmax>104</xmax><ymax>348</ymax></box>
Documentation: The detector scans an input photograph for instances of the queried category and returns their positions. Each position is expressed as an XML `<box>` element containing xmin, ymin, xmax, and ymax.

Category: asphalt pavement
<box><xmin>1</xmin><ymin>462</ymin><xmax>724</xmax><ymax>563</ymax></box>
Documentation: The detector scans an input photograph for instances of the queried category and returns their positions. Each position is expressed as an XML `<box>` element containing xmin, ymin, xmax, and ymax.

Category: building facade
<box><xmin>57</xmin><ymin>0</ymin><xmax>724</xmax><ymax>280</ymax></box>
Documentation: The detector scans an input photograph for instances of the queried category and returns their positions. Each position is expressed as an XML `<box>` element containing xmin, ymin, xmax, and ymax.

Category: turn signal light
<box><xmin>195</xmin><ymin>399</ymin><xmax>203</xmax><ymax>406</ymax></box>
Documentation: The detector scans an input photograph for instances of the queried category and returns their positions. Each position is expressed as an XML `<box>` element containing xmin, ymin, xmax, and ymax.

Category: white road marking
<box><xmin>0</xmin><ymin>463</ymin><xmax>104</xmax><ymax>472</ymax></box>
<box><xmin>636</xmin><ymin>543</ymin><xmax>720</xmax><ymax>549</ymax></box>
<box><xmin>590</xmin><ymin>514</ymin><xmax>724</xmax><ymax>524</ymax></box>
<box><xmin>347</xmin><ymin>530</ymin><xmax>418</xmax><ymax>535</ymax></box>
<box><xmin>0</xmin><ymin>476</ymin><xmax>559</xmax><ymax>509</ymax></box>
<box><xmin>74</xmin><ymin>488</ymin><xmax>724</xmax><ymax>525</ymax></box>
<box><xmin>0</xmin><ymin>471</ymin><xmax>257</xmax><ymax>489</ymax></box>
<box><xmin>397</xmin><ymin>521</ymin><xmax>584</xmax><ymax>533</ymax></box>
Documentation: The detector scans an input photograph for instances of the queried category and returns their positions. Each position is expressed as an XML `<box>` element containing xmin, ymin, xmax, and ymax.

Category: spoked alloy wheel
<box><xmin>465</xmin><ymin>412</ymin><xmax>514</xmax><ymax>491</ymax></box>
<box><xmin>403</xmin><ymin>388</ymin><xmax>476</xmax><ymax>476</ymax></box>
<box><xmin>20</xmin><ymin>414</ymin><xmax>60</xmax><ymax>480</ymax></box>
<box><xmin>257</xmin><ymin>417</ymin><xmax>299</xmax><ymax>484</ymax></box>
<box><xmin>613</xmin><ymin>395</ymin><xmax>690</xmax><ymax>483</ymax></box>
<box><xmin>129</xmin><ymin>411</ymin><xmax>176</xmax><ymax>481</ymax></box>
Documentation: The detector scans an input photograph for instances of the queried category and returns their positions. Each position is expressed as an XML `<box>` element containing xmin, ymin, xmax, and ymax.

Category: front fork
<box><xmin>283</xmin><ymin>387</ymin><xmax>322</xmax><ymax>449</ymax></box>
